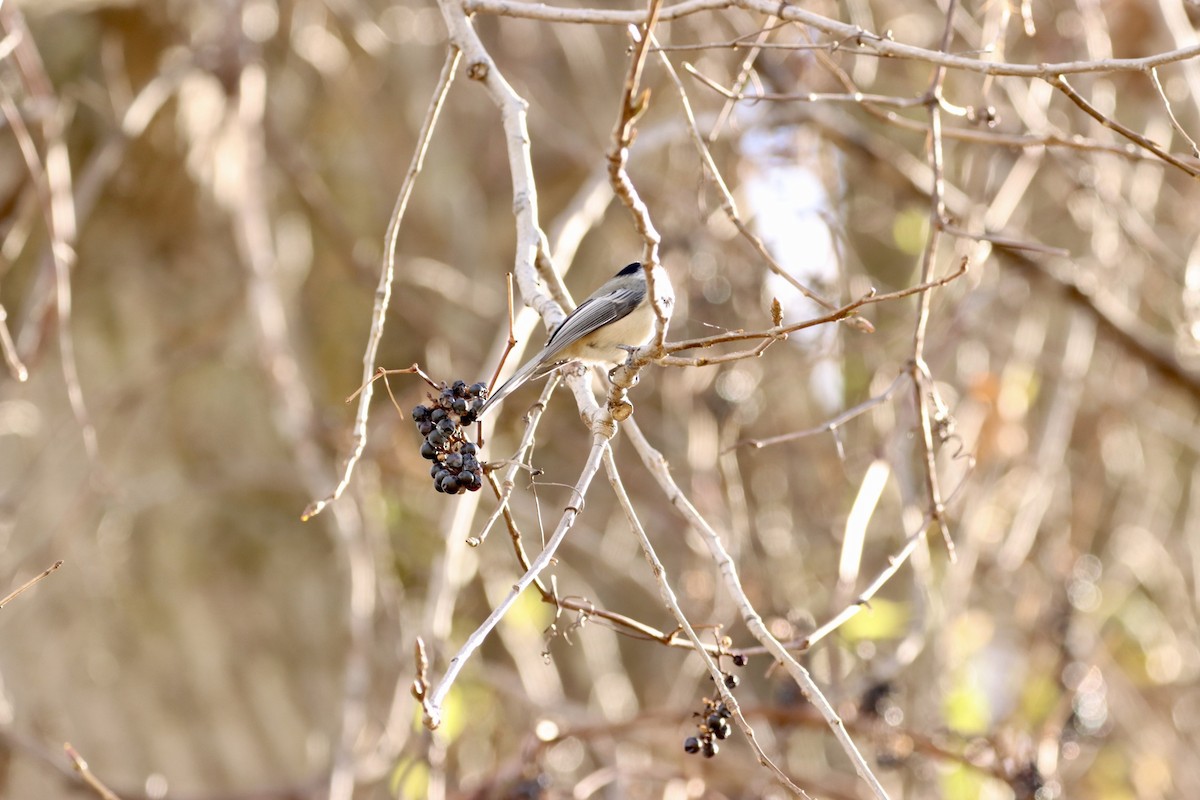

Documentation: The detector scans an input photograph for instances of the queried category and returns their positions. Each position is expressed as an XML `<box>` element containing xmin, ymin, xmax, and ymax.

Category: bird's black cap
<box><xmin>617</xmin><ymin>262</ymin><xmax>642</xmax><ymax>277</ymax></box>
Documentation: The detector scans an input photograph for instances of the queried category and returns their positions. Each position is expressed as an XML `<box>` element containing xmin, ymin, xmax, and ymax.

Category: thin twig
<box><xmin>685</xmin><ymin>62</ymin><xmax>927</xmax><ymax>108</ymax></box>
<box><xmin>908</xmin><ymin>0</ymin><xmax>959</xmax><ymax>562</ymax></box>
<box><xmin>472</xmin><ymin>373</ymin><xmax>562</xmax><ymax>547</ymax></box>
<box><xmin>487</xmin><ymin>273</ymin><xmax>520</xmax><ymax>394</ymax></box>
<box><xmin>0</xmin><ymin>304</ymin><xmax>28</xmax><ymax>381</ymax></box>
<box><xmin>345</xmin><ymin>364</ymin><xmax>441</xmax><ymax>404</ymax></box>
<box><xmin>608</xmin><ymin>10</ymin><xmax>670</xmax><ymax>354</ymax></box>
<box><xmin>662</xmin><ymin>258</ymin><xmax>968</xmax><ymax>358</ymax></box>
<box><xmin>1047</xmin><ymin>73</ymin><xmax>1200</xmax><ymax>177</ymax></box>
<box><xmin>0</xmin><ymin>560</ymin><xmax>62</xmax><ymax>609</ymax></box>
<box><xmin>303</xmin><ymin>47</ymin><xmax>462</xmax><ymax>521</ymax></box>
<box><xmin>729</xmin><ymin>371</ymin><xmax>910</xmax><ymax>451</ymax></box>
<box><xmin>64</xmin><ymin>743</ymin><xmax>122</xmax><ymax>800</ymax></box>
<box><xmin>1149</xmin><ymin>66</ymin><xmax>1200</xmax><ymax>158</ymax></box>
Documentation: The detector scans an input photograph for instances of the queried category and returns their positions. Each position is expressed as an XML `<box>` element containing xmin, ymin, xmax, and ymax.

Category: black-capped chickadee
<box><xmin>477</xmin><ymin>261</ymin><xmax>672</xmax><ymax>417</ymax></box>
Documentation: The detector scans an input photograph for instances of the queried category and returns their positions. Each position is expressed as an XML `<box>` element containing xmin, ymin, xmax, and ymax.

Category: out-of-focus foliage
<box><xmin>1</xmin><ymin>0</ymin><xmax>1199</xmax><ymax>798</ymax></box>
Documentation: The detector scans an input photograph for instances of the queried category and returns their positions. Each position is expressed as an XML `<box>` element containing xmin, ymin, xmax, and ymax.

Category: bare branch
<box><xmin>303</xmin><ymin>48</ymin><xmax>462</xmax><ymax>522</ymax></box>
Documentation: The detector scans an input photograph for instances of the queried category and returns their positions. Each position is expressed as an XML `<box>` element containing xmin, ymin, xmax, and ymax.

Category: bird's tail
<box><xmin>476</xmin><ymin>349</ymin><xmax>550</xmax><ymax>419</ymax></box>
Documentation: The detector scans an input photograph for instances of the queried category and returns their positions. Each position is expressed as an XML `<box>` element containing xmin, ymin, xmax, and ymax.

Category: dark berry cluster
<box><xmin>683</xmin><ymin>698</ymin><xmax>733</xmax><ymax>758</ymax></box>
<box><xmin>412</xmin><ymin>380</ymin><xmax>488</xmax><ymax>495</ymax></box>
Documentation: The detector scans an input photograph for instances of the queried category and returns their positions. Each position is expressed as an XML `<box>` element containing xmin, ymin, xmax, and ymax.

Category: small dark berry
<box><xmin>430</xmin><ymin>464</ymin><xmax>441</xmax><ymax>478</ymax></box>
<box><xmin>420</xmin><ymin>441</ymin><xmax>437</xmax><ymax>460</ymax></box>
<box><xmin>416</xmin><ymin>422</ymin><xmax>433</xmax><ymax>436</ymax></box>
<box><xmin>412</xmin><ymin>405</ymin><xmax>430</xmax><ymax>422</ymax></box>
<box><xmin>467</xmin><ymin>481</ymin><xmax>482</xmax><ymax>492</ymax></box>
<box><xmin>460</xmin><ymin>412</ymin><xmax>476</xmax><ymax>426</ymax></box>
<box><xmin>445</xmin><ymin>453</ymin><xmax>464</xmax><ymax>469</ymax></box>
<box><xmin>702</xmin><ymin>740</ymin><xmax>718</xmax><ymax>758</ymax></box>
<box><xmin>732</xmin><ymin>654</ymin><xmax>747</xmax><ymax>667</ymax></box>
<box><xmin>683</xmin><ymin>736</ymin><xmax>701</xmax><ymax>754</ymax></box>
<box><xmin>717</xmin><ymin>704</ymin><xmax>731</xmax><ymax>719</ymax></box>
<box><xmin>437</xmin><ymin>419</ymin><xmax>456</xmax><ymax>435</ymax></box>
<box><xmin>706</xmin><ymin>714</ymin><xmax>723</xmax><ymax>730</ymax></box>
<box><xmin>452</xmin><ymin>398</ymin><xmax>468</xmax><ymax>413</ymax></box>
<box><xmin>714</xmin><ymin>721</ymin><xmax>731</xmax><ymax>740</ymax></box>
<box><xmin>724</xmin><ymin>673</ymin><xmax>740</xmax><ymax>689</ymax></box>
<box><xmin>461</xmin><ymin>442</ymin><xmax>477</xmax><ymax>455</ymax></box>
<box><xmin>457</xmin><ymin>472</ymin><xmax>476</xmax><ymax>488</ymax></box>
<box><xmin>430</xmin><ymin>408</ymin><xmax>447</xmax><ymax>422</ymax></box>
<box><xmin>452</xmin><ymin>380</ymin><xmax>467</xmax><ymax>394</ymax></box>
<box><xmin>470</xmin><ymin>382</ymin><xmax>488</xmax><ymax>396</ymax></box>
<box><xmin>427</xmin><ymin>432</ymin><xmax>446</xmax><ymax>448</ymax></box>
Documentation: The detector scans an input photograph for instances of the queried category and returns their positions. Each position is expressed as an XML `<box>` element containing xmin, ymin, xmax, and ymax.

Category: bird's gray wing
<box><xmin>477</xmin><ymin>283</ymin><xmax>645</xmax><ymax>417</ymax></box>
<box><xmin>542</xmin><ymin>284</ymin><xmax>645</xmax><ymax>356</ymax></box>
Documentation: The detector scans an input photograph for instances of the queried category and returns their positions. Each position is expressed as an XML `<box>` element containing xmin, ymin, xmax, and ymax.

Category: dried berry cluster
<box><xmin>683</xmin><ymin>698</ymin><xmax>733</xmax><ymax>759</ymax></box>
<box><xmin>412</xmin><ymin>380</ymin><xmax>488</xmax><ymax>495</ymax></box>
<box><xmin>683</xmin><ymin>653</ymin><xmax>746</xmax><ymax>759</ymax></box>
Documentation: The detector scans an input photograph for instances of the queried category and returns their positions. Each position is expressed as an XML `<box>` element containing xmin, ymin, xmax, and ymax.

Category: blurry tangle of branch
<box><xmin>603</xmin><ymin>447</ymin><xmax>812</xmax><ymax>798</ymax></box>
<box><xmin>682</xmin><ymin>61</ymin><xmax>1166</xmax><ymax>166</ymax></box>
<box><xmin>650</xmin><ymin>32</ymin><xmax>856</xmax><ymax>323</ymax></box>
<box><xmin>472</xmin><ymin>0</ymin><xmax>1200</xmax><ymax>177</ymax></box>
<box><xmin>0</xmin><ymin>6</ymin><xmax>97</xmax><ymax>459</ymax></box>
<box><xmin>467</xmin><ymin>0</ymin><xmax>1200</xmax><ymax>78</ymax></box>
<box><xmin>623</xmin><ymin>419</ymin><xmax>892</xmax><ymax>799</ymax></box>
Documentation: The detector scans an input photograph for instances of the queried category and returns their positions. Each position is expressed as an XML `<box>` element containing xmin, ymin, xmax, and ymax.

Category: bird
<box><xmin>476</xmin><ymin>261</ymin><xmax>672</xmax><ymax>418</ymax></box>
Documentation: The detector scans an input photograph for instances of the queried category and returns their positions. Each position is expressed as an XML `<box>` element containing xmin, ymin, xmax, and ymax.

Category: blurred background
<box><xmin>2</xmin><ymin>0</ymin><xmax>1199</xmax><ymax>798</ymax></box>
